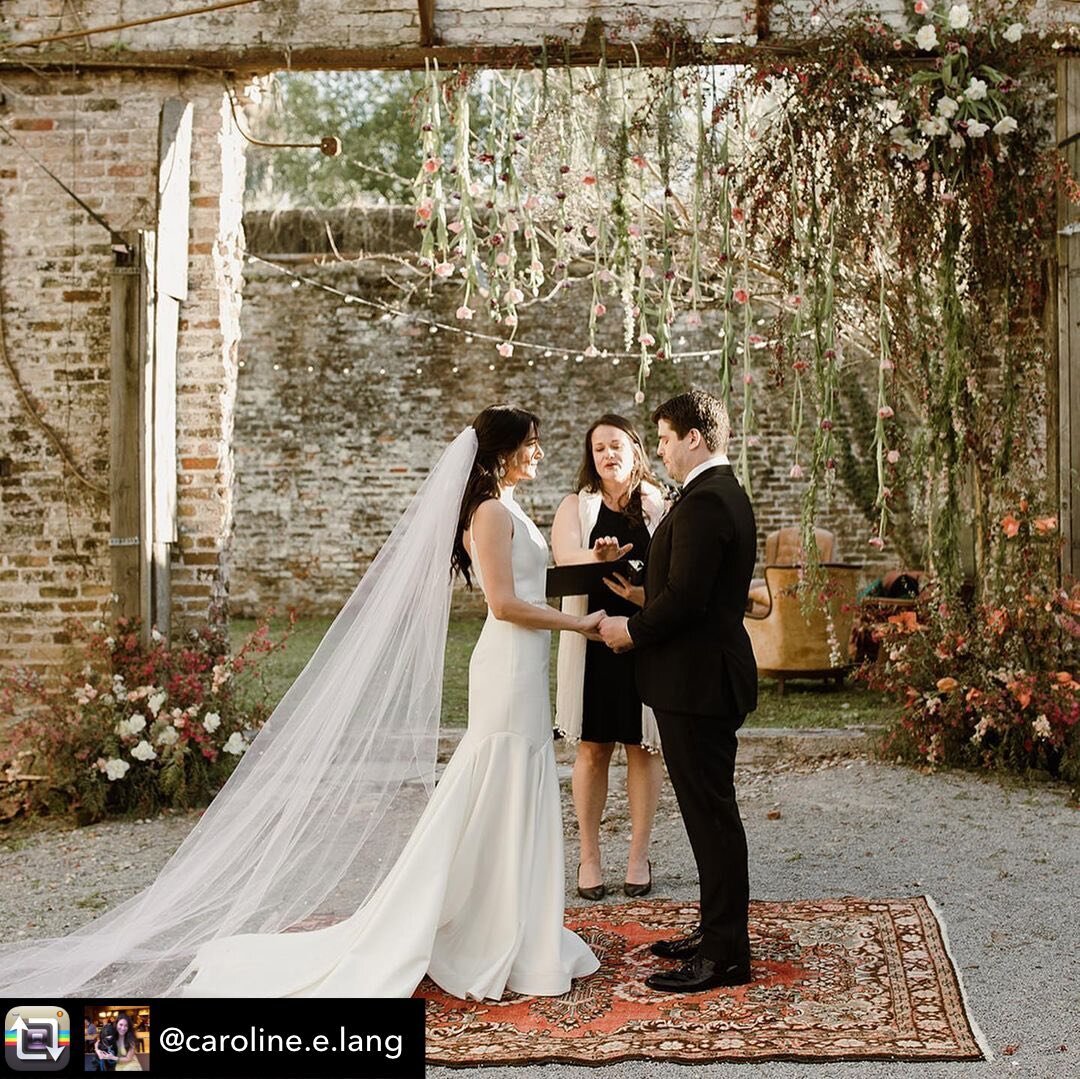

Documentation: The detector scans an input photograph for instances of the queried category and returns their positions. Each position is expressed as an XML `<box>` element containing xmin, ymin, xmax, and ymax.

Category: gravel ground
<box><xmin>1</xmin><ymin>731</ymin><xmax>1077</xmax><ymax>1079</ymax></box>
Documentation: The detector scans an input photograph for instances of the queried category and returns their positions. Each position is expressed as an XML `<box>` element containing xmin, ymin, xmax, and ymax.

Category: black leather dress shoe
<box><xmin>644</xmin><ymin>953</ymin><xmax>751</xmax><ymax>993</ymax></box>
<box><xmin>649</xmin><ymin>925</ymin><xmax>703</xmax><ymax>960</ymax></box>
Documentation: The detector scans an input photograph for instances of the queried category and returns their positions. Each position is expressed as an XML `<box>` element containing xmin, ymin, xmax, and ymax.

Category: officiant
<box><xmin>551</xmin><ymin>415</ymin><xmax>667</xmax><ymax>900</ymax></box>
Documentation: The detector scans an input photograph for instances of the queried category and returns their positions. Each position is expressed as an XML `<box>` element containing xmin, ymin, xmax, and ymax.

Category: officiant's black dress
<box><xmin>581</xmin><ymin>500</ymin><xmax>651</xmax><ymax>745</ymax></box>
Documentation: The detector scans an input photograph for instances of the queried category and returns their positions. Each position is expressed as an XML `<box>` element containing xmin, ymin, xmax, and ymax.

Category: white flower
<box><xmin>881</xmin><ymin>99</ymin><xmax>904</xmax><ymax>126</ymax></box>
<box><xmin>202</xmin><ymin>712</ymin><xmax>221</xmax><ymax>733</ymax></box>
<box><xmin>903</xmin><ymin>140</ymin><xmax>929</xmax><ymax>161</ymax></box>
<box><xmin>104</xmin><ymin>636</ymin><xmax>115</xmax><ymax>650</ymax></box>
<box><xmin>1033</xmin><ymin>714</ymin><xmax>1052</xmax><ymax>740</ymax></box>
<box><xmin>949</xmin><ymin>130</ymin><xmax>965</xmax><ymax>149</ymax></box>
<box><xmin>156</xmin><ymin>725</ymin><xmax>179</xmax><ymax>746</ymax></box>
<box><xmin>915</xmin><ymin>24</ymin><xmax>939</xmax><ymax>51</ymax></box>
<box><xmin>150</xmin><ymin>627</ymin><xmax>164</xmax><ymax>643</ymax></box>
<box><xmin>965</xmin><ymin>119</ymin><xmax>989</xmax><ymax>138</ymax></box>
<box><xmin>147</xmin><ymin>691</ymin><xmax>167</xmax><ymax>717</ymax></box>
<box><xmin>128</xmin><ymin>713</ymin><xmax>146</xmax><ymax>733</ymax></box>
<box><xmin>1003</xmin><ymin>22</ymin><xmax>1024</xmax><ymax>44</ymax></box>
<box><xmin>948</xmin><ymin>4</ymin><xmax>971</xmax><ymax>30</ymax></box>
<box><xmin>993</xmin><ymin>115</ymin><xmax>1018</xmax><ymax>136</ymax></box>
<box><xmin>104</xmin><ymin>758</ymin><xmax>130</xmax><ymax>781</ymax></box>
<box><xmin>920</xmin><ymin>116</ymin><xmax>949</xmax><ymax>137</ymax></box>
<box><xmin>130</xmin><ymin>740</ymin><xmax>157</xmax><ymax>761</ymax></box>
<box><xmin>936</xmin><ymin>95</ymin><xmax>959</xmax><ymax>119</ymax></box>
<box><xmin>965</xmin><ymin>77</ymin><xmax>988</xmax><ymax>101</ymax></box>
<box><xmin>223</xmin><ymin>732</ymin><xmax>247</xmax><ymax>756</ymax></box>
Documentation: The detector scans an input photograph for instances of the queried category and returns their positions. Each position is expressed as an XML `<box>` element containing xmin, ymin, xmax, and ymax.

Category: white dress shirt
<box><xmin>681</xmin><ymin>454</ymin><xmax>730</xmax><ymax>488</ymax></box>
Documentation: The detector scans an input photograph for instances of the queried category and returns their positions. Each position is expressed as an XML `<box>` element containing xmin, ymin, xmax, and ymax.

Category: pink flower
<box><xmin>789</xmin><ymin>463</ymin><xmax>804</xmax><ymax>479</ymax></box>
<box><xmin>887</xmin><ymin>449</ymin><xmax>901</xmax><ymax>464</ymax></box>
<box><xmin>584</xmin><ymin>345</ymin><xmax>600</xmax><ymax>358</ymax></box>
<box><xmin>639</xmin><ymin>332</ymin><xmax>656</xmax><ymax>347</ymax></box>
<box><xmin>743</xmin><ymin>373</ymin><xmax>754</xmax><ymax>385</ymax></box>
<box><xmin>878</xmin><ymin>405</ymin><xmax>895</xmax><ymax>419</ymax></box>
<box><xmin>585</xmin><ymin>224</ymin><xmax>598</xmax><ymax>238</ymax></box>
<box><xmin>1034</xmin><ymin>516</ymin><xmax>1058</xmax><ymax>534</ymax></box>
<box><xmin>733</xmin><ymin>288</ymin><xmax>749</xmax><ymax>304</ymax></box>
<box><xmin>593</xmin><ymin>302</ymin><xmax>607</xmax><ymax>317</ymax></box>
<box><xmin>503</xmin><ymin>314</ymin><xmax>518</xmax><ymax>327</ymax></box>
<box><xmin>455</xmin><ymin>305</ymin><xmax>474</xmax><ymax>320</ymax></box>
<box><xmin>749</xmin><ymin>333</ymin><xmax>765</xmax><ymax>345</ymax></box>
<box><xmin>880</xmin><ymin>357</ymin><xmax>894</xmax><ymax>370</ymax></box>
<box><xmin>630</xmin><ymin>154</ymin><xmax>648</xmax><ymax>168</ymax></box>
<box><xmin>447</xmin><ymin>220</ymin><xmax>465</xmax><ymax>235</ymax></box>
<box><xmin>786</xmin><ymin>294</ymin><xmax>804</xmax><ymax>309</ymax></box>
<box><xmin>732</xmin><ymin>207</ymin><xmax>746</xmax><ymax>224</ymax></box>
<box><xmin>914</xmin><ymin>0</ymin><xmax>929</xmax><ymax>12</ymax></box>
<box><xmin>529</xmin><ymin>260</ymin><xmax>544</xmax><ymax>274</ymax></box>
<box><xmin>495</xmin><ymin>252</ymin><xmax>511</xmax><ymax>267</ymax></box>
<box><xmin>506</xmin><ymin>287</ymin><xmax>524</xmax><ymax>305</ymax></box>
<box><xmin>1001</xmin><ymin>514</ymin><xmax>1020</xmax><ymax>537</ymax></box>
<box><xmin>597</xmin><ymin>269</ymin><xmax>614</xmax><ymax>284</ymax></box>
<box><xmin>868</xmin><ymin>536</ymin><xmax>886</xmax><ymax>550</ymax></box>
<box><xmin>422</xmin><ymin>157</ymin><xmax>443</xmax><ymax>174</ymax></box>
<box><xmin>634</xmin><ymin>390</ymin><xmax>646</xmax><ymax>404</ymax></box>
<box><xmin>433</xmin><ymin>261</ymin><xmax>454</xmax><ymax>278</ymax></box>
<box><xmin>497</xmin><ymin>342</ymin><xmax>514</xmax><ymax>358</ymax></box>
<box><xmin>416</xmin><ymin>200</ymin><xmax>433</xmax><ymax>222</ymax></box>
<box><xmin>628</xmin><ymin>225</ymin><xmax>642</xmax><ymax>238</ymax></box>
<box><xmin>582</xmin><ymin>173</ymin><xmax>597</xmax><ymax>185</ymax></box>
<box><xmin>524</xmin><ymin>195</ymin><xmax>541</xmax><ymax>211</ymax></box>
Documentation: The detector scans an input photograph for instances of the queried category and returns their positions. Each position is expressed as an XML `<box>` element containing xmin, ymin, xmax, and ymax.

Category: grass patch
<box><xmin>231</xmin><ymin>617</ymin><xmax>898</xmax><ymax>731</ymax></box>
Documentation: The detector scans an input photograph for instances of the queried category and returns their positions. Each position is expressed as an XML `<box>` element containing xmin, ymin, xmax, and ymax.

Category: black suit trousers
<box><xmin>655</xmin><ymin>709</ymin><xmax>750</xmax><ymax>962</ymax></box>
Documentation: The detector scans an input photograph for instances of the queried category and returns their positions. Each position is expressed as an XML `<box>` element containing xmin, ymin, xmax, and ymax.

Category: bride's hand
<box><xmin>592</xmin><ymin>536</ymin><xmax>633</xmax><ymax>562</ymax></box>
<box><xmin>578</xmin><ymin>610</ymin><xmax>605</xmax><ymax>640</ymax></box>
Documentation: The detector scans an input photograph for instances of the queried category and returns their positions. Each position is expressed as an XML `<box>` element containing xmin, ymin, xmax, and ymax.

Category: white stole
<box><xmin>554</xmin><ymin>483</ymin><xmax>664</xmax><ymax>752</ymax></box>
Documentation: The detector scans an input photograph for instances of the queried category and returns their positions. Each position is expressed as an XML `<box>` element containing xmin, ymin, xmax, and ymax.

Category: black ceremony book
<box><xmin>545</xmin><ymin>558</ymin><xmax>643</xmax><ymax>598</ymax></box>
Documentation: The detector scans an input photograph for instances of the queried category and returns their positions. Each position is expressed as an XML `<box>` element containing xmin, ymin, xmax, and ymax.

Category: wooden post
<box><xmin>109</xmin><ymin>233</ymin><xmax>149</xmax><ymax>627</ymax></box>
<box><xmin>1056</xmin><ymin>58</ymin><xmax>1080</xmax><ymax>582</ymax></box>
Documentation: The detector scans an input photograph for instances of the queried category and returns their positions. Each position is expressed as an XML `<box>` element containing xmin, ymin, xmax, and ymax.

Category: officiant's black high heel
<box><xmin>623</xmin><ymin>860</ymin><xmax>652</xmax><ymax>898</ymax></box>
<box><xmin>576</xmin><ymin>864</ymin><xmax>605</xmax><ymax>901</ymax></box>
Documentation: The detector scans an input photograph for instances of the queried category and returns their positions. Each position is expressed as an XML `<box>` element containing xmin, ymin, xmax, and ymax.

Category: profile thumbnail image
<box><xmin>83</xmin><ymin>1005</ymin><xmax>150</xmax><ymax>1072</ymax></box>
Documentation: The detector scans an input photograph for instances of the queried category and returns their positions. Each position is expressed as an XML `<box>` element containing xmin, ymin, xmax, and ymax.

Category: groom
<box><xmin>599</xmin><ymin>389</ymin><xmax>757</xmax><ymax>992</ymax></box>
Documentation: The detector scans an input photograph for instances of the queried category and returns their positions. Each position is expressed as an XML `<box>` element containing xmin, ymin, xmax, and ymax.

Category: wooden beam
<box><xmin>109</xmin><ymin>234</ymin><xmax>147</xmax><ymax>628</ymax></box>
<box><xmin>1057</xmin><ymin>57</ymin><xmax>1080</xmax><ymax>581</ymax></box>
<box><xmin>417</xmin><ymin>0</ymin><xmax>438</xmax><ymax>48</ymax></box>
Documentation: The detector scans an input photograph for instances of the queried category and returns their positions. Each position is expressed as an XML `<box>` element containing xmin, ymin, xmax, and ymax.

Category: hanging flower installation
<box><xmin>408</xmin><ymin>4</ymin><xmax>1073</xmax><ymax>599</ymax></box>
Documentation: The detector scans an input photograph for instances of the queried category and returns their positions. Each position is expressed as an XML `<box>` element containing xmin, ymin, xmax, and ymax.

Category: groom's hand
<box><xmin>598</xmin><ymin>615</ymin><xmax>634</xmax><ymax>652</ymax></box>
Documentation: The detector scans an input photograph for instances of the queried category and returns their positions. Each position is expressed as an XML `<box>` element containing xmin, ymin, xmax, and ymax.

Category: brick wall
<box><xmin>230</xmin><ymin>216</ymin><xmax>894</xmax><ymax>617</ymax></box>
<box><xmin>0</xmin><ymin>70</ymin><xmax>246</xmax><ymax>669</ymax></box>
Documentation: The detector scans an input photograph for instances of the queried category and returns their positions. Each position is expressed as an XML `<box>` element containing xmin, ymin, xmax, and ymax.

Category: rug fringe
<box><xmin>924</xmin><ymin>893</ymin><xmax>993</xmax><ymax>1062</ymax></box>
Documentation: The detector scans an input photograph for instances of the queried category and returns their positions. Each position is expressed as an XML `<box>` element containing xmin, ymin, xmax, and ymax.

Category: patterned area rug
<box><xmin>420</xmin><ymin>897</ymin><xmax>988</xmax><ymax>1066</ymax></box>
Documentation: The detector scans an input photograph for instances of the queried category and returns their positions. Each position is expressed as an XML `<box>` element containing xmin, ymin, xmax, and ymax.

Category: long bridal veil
<box><xmin>0</xmin><ymin>427</ymin><xmax>479</xmax><ymax>996</ymax></box>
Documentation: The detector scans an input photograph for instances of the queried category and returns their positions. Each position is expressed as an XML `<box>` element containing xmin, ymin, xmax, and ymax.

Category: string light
<box><xmin>242</xmin><ymin>253</ymin><xmax>741</xmax><ymax>368</ymax></box>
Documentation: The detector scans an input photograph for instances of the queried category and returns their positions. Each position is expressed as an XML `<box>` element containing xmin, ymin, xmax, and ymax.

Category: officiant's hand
<box><xmin>603</xmin><ymin>571</ymin><xmax>645</xmax><ymax>608</ymax></box>
<box><xmin>592</xmin><ymin>536</ymin><xmax>634</xmax><ymax>562</ymax></box>
<box><xmin>598</xmin><ymin>614</ymin><xmax>634</xmax><ymax>652</ymax></box>
<box><xmin>578</xmin><ymin>610</ymin><xmax>606</xmax><ymax>641</ymax></box>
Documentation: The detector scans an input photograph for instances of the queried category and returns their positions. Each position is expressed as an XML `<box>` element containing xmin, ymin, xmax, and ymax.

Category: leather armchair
<box><xmin>748</xmin><ymin>527</ymin><xmax>836</xmax><ymax>617</ymax></box>
<box><xmin>744</xmin><ymin>563</ymin><xmax>861</xmax><ymax>694</ymax></box>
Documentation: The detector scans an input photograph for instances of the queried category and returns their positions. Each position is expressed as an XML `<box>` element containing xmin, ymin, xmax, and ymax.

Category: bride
<box><xmin>0</xmin><ymin>406</ymin><xmax>602</xmax><ymax>1000</ymax></box>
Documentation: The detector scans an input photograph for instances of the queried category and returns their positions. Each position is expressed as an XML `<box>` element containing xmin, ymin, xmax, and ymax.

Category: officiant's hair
<box><xmin>452</xmin><ymin>405</ymin><xmax>542</xmax><ymax>588</ymax></box>
<box><xmin>652</xmin><ymin>389</ymin><xmax>730</xmax><ymax>452</ymax></box>
<box><xmin>577</xmin><ymin>414</ymin><xmax>658</xmax><ymax>528</ymax></box>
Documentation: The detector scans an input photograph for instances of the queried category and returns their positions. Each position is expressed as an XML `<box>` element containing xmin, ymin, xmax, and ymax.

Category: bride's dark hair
<box><xmin>452</xmin><ymin>405</ymin><xmax>541</xmax><ymax>588</ymax></box>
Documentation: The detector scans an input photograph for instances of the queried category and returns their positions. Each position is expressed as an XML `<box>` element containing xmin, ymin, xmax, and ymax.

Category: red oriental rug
<box><xmin>419</xmin><ymin>897</ymin><xmax>989</xmax><ymax>1066</ymax></box>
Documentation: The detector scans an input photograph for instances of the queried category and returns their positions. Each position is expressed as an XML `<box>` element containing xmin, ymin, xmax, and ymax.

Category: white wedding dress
<box><xmin>182</xmin><ymin>488</ymin><xmax>599</xmax><ymax>999</ymax></box>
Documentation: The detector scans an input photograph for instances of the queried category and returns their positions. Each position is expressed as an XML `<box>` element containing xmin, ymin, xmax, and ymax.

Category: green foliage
<box><xmin>245</xmin><ymin>72</ymin><xmax>426</xmax><ymax>208</ymax></box>
<box><xmin>2</xmin><ymin>617</ymin><xmax>292</xmax><ymax>822</ymax></box>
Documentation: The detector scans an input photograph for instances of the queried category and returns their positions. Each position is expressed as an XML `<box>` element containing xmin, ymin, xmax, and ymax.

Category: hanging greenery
<box><xmin>409</xmin><ymin>1</ymin><xmax>1072</xmax><ymax>597</ymax></box>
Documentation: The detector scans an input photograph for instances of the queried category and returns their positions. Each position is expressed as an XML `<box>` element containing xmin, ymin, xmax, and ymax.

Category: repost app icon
<box><xmin>4</xmin><ymin>1007</ymin><xmax>70</xmax><ymax>1072</ymax></box>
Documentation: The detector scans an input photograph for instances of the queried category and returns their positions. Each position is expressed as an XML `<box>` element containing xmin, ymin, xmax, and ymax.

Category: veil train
<box><xmin>0</xmin><ymin>427</ymin><xmax>479</xmax><ymax>996</ymax></box>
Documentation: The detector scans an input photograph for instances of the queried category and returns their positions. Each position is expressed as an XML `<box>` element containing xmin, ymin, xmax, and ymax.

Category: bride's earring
<box><xmin>497</xmin><ymin>458</ymin><xmax>507</xmax><ymax>480</ymax></box>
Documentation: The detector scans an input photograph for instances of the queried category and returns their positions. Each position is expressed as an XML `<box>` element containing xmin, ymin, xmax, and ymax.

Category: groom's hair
<box><xmin>652</xmin><ymin>389</ymin><xmax>729</xmax><ymax>452</ymax></box>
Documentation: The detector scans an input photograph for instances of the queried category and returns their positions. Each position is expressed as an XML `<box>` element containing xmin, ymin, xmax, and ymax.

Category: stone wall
<box><xmin>230</xmin><ymin>211</ymin><xmax>894</xmax><ymax>617</ymax></box>
<box><xmin>0</xmin><ymin>70</ymin><xmax>245</xmax><ymax>668</ymax></box>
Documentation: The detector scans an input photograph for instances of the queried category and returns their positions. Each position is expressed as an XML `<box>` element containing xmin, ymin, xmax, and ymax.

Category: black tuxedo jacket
<box><xmin>627</xmin><ymin>463</ymin><xmax>757</xmax><ymax>719</ymax></box>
